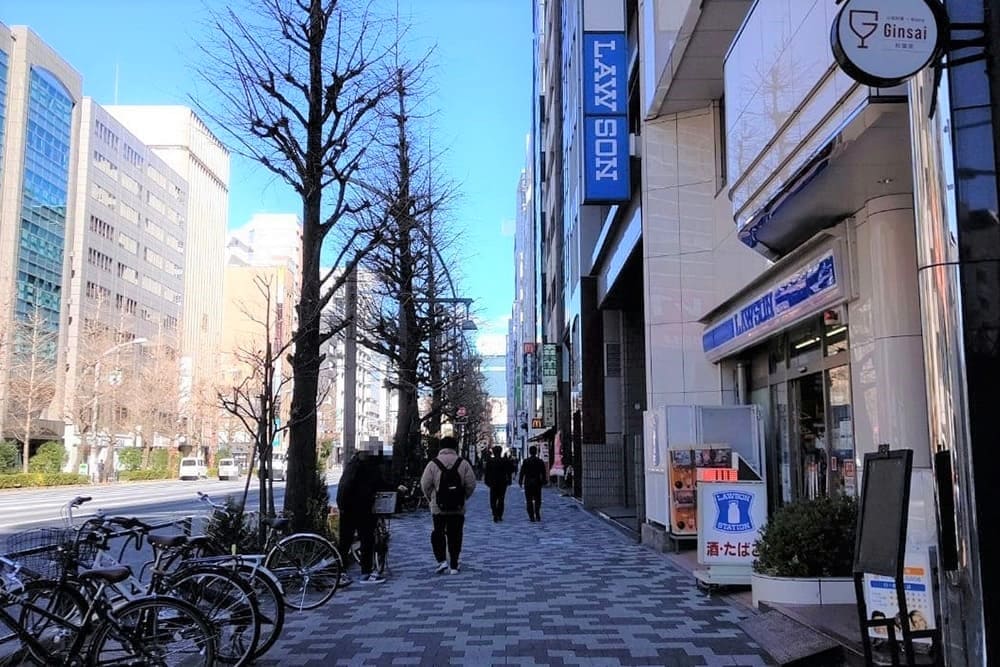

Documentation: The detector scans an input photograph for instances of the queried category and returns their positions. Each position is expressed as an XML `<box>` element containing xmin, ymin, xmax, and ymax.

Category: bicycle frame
<box><xmin>0</xmin><ymin>569</ymin><xmax>142</xmax><ymax>666</ymax></box>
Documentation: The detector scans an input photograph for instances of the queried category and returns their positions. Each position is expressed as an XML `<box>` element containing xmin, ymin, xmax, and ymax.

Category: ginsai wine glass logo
<box><xmin>848</xmin><ymin>9</ymin><xmax>879</xmax><ymax>48</ymax></box>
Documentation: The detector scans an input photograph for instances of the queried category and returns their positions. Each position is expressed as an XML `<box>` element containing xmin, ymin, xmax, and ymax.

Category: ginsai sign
<box><xmin>831</xmin><ymin>0</ymin><xmax>948</xmax><ymax>88</ymax></box>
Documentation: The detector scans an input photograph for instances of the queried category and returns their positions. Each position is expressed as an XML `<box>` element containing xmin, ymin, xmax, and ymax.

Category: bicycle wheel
<box><xmin>237</xmin><ymin>563</ymin><xmax>285</xmax><ymax>659</ymax></box>
<box><xmin>167</xmin><ymin>565</ymin><xmax>260</xmax><ymax>666</ymax></box>
<box><xmin>16</xmin><ymin>579</ymin><xmax>88</xmax><ymax>664</ymax></box>
<box><xmin>87</xmin><ymin>595</ymin><xmax>216</xmax><ymax>666</ymax></box>
<box><xmin>264</xmin><ymin>534</ymin><xmax>342</xmax><ymax>611</ymax></box>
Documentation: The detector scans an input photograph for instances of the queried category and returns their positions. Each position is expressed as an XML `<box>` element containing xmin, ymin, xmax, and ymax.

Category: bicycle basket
<box><xmin>372</xmin><ymin>491</ymin><xmax>397</xmax><ymax>515</ymax></box>
<box><xmin>1</xmin><ymin>528</ymin><xmax>78</xmax><ymax>580</ymax></box>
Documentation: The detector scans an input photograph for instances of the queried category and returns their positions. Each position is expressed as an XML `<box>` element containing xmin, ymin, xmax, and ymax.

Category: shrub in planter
<box><xmin>754</xmin><ymin>494</ymin><xmax>858</xmax><ymax>578</ymax></box>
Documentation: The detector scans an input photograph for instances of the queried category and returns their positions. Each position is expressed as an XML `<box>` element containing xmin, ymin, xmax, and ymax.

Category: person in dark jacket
<box><xmin>336</xmin><ymin>449</ymin><xmax>386</xmax><ymax>584</ymax></box>
<box><xmin>484</xmin><ymin>446</ymin><xmax>511</xmax><ymax>522</ymax></box>
<box><xmin>518</xmin><ymin>445</ymin><xmax>549</xmax><ymax>522</ymax></box>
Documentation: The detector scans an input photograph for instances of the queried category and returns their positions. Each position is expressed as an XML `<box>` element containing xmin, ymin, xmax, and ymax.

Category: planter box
<box><xmin>751</xmin><ymin>572</ymin><xmax>854</xmax><ymax>608</ymax></box>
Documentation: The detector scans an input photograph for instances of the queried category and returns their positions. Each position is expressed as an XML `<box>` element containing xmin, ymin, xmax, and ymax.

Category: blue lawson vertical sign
<box><xmin>583</xmin><ymin>32</ymin><xmax>630</xmax><ymax>203</ymax></box>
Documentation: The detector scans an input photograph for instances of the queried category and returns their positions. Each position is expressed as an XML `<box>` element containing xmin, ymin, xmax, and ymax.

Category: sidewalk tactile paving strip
<box><xmin>260</xmin><ymin>487</ymin><xmax>773</xmax><ymax>666</ymax></box>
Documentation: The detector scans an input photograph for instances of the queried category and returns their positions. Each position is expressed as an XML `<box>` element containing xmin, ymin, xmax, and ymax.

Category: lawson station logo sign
<box><xmin>713</xmin><ymin>491</ymin><xmax>755</xmax><ymax>533</ymax></box>
<box><xmin>831</xmin><ymin>0</ymin><xmax>948</xmax><ymax>88</ymax></box>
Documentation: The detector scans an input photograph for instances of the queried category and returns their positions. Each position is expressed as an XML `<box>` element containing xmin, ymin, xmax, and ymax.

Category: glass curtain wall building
<box><xmin>0</xmin><ymin>24</ymin><xmax>82</xmax><ymax>445</ymax></box>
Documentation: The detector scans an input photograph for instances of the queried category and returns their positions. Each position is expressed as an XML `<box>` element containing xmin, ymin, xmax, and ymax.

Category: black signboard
<box><xmin>853</xmin><ymin>448</ymin><xmax>912</xmax><ymax>577</ymax></box>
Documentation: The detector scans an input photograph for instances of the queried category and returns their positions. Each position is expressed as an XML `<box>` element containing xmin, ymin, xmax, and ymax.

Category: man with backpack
<box><xmin>519</xmin><ymin>445</ymin><xmax>549</xmax><ymax>522</ymax></box>
<box><xmin>420</xmin><ymin>435</ymin><xmax>476</xmax><ymax>574</ymax></box>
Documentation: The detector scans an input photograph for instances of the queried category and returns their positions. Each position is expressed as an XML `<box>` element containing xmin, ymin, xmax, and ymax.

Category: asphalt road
<box><xmin>0</xmin><ymin>477</ymin><xmax>291</xmax><ymax>537</ymax></box>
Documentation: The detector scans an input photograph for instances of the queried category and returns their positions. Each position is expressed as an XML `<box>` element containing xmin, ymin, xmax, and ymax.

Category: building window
<box><xmin>14</xmin><ymin>66</ymin><xmax>73</xmax><ymax>335</ymax></box>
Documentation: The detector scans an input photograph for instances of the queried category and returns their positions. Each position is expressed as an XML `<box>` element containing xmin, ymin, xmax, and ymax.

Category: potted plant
<box><xmin>751</xmin><ymin>494</ymin><xmax>858</xmax><ymax>608</ymax></box>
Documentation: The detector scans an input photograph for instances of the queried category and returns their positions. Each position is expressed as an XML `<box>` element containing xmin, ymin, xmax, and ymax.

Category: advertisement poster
<box><xmin>667</xmin><ymin>446</ymin><xmax>732</xmax><ymax>536</ymax></box>
<box><xmin>864</xmin><ymin>550</ymin><xmax>936</xmax><ymax>642</ymax></box>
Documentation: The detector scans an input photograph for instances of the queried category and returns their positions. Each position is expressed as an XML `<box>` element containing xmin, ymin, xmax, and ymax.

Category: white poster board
<box><xmin>863</xmin><ymin>549</ymin><xmax>936</xmax><ymax>643</ymax></box>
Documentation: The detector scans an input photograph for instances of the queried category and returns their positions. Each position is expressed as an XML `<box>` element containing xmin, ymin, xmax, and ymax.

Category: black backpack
<box><xmin>433</xmin><ymin>458</ymin><xmax>466</xmax><ymax>511</ymax></box>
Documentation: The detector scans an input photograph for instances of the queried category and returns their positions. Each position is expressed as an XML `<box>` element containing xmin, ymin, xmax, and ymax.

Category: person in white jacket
<box><xmin>420</xmin><ymin>436</ymin><xmax>476</xmax><ymax>574</ymax></box>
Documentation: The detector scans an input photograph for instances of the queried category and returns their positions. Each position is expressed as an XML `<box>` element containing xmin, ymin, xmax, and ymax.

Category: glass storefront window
<box><xmin>789</xmin><ymin>320</ymin><xmax>823</xmax><ymax>368</ymax></box>
<box><xmin>770</xmin><ymin>382</ymin><xmax>792</xmax><ymax>505</ymax></box>
<box><xmin>825</xmin><ymin>322</ymin><xmax>849</xmax><ymax>357</ymax></box>
<box><xmin>768</xmin><ymin>336</ymin><xmax>786</xmax><ymax>374</ymax></box>
<box><xmin>826</xmin><ymin>365</ymin><xmax>855</xmax><ymax>496</ymax></box>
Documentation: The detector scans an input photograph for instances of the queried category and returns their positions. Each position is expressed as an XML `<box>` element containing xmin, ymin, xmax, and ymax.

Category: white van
<box><xmin>217</xmin><ymin>458</ymin><xmax>239</xmax><ymax>481</ymax></box>
<box><xmin>270</xmin><ymin>454</ymin><xmax>286</xmax><ymax>482</ymax></box>
<box><xmin>178</xmin><ymin>457</ymin><xmax>207</xmax><ymax>480</ymax></box>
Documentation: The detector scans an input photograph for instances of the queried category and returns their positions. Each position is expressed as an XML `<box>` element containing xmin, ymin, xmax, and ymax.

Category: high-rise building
<box><xmin>0</xmin><ymin>24</ymin><xmax>82</xmax><ymax>446</ymax></box>
<box><xmin>104</xmin><ymin>105</ymin><xmax>229</xmax><ymax>397</ymax></box>
<box><xmin>508</xmin><ymin>134</ymin><xmax>537</xmax><ymax>457</ymax></box>
<box><xmin>62</xmin><ymin>98</ymin><xmax>188</xmax><ymax>470</ymax></box>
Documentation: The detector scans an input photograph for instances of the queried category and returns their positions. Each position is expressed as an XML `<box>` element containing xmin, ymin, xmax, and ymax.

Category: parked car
<box><xmin>178</xmin><ymin>457</ymin><xmax>207</xmax><ymax>480</ymax></box>
<box><xmin>217</xmin><ymin>458</ymin><xmax>239</xmax><ymax>481</ymax></box>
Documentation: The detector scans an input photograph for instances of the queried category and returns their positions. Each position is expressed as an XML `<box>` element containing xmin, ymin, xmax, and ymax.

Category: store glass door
<box><xmin>791</xmin><ymin>372</ymin><xmax>826</xmax><ymax>499</ymax></box>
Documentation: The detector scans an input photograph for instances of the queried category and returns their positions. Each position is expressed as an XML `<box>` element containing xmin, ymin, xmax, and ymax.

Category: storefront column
<box><xmin>849</xmin><ymin>195</ymin><xmax>930</xmax><ymax>467</ymax></box>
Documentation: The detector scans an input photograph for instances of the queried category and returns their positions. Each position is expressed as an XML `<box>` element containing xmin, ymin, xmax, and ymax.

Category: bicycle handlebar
<box><xmin>196</xmin><ymin>492</ymin><xmax>229</xmax><ymax>512</ymax></box>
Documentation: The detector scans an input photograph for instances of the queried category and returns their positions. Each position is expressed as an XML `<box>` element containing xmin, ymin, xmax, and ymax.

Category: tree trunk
<box><xmin>286</xmin><ymin>195</ymin><xmax>323</xmax><ymax>531</ymax></box>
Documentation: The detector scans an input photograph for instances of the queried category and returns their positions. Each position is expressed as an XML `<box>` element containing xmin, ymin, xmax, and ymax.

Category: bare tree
<box><xmin>218</xmin><ymin>274</ymin><xmax>293</xmax><ymax>529</ymax></box>
<box><xmin>198</xmin><ymin>0</ymin><xmax>419</xmax><ymax>530</ymax></box>
<box><xmin>4</xmin><ymin>307</ymin><xmax>59</xmax><ymax>472</ymax></box>
<box><xmin>131</xmin><ymin>334</ymin><xmax>182</xmax><ymax>467</ymax></box>
<box><xmin>349</xmin><ymin>59</ymin><xmax>471</xmax><ymax>479</ymax></box>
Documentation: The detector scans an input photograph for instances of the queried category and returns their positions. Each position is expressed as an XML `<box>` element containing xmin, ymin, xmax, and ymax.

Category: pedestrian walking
<box><xmin>336</xmin><ymin>448</ymin><xmax>387</xmax><ymax>584</ymax></box>
<box><xmin>484</xmin><ymin>446</ymin><xmax>511</xmax><ymax>522</ymax></box>
<box><xmin>421</xmin><ymin>436</ymin><xmax>476</xmax><ymax>574</ymax></box>
<box><xmin>519</xmin><ymin>445</ymin><xmax>548</xmax><ymax>522</ymax></box>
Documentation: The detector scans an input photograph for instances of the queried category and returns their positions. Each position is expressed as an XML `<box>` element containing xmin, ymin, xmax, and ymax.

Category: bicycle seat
<box><xmin>147</xmin><ymin>533</ymin><xmax>188</xmax><ymax>549</ymax></box>
<box><xmin>79</xmin><ymin>566</ymin><xmax>131</xmax><ymax>585</ymax></box>
<box><xmin>262</xmin><ymin>517</ymin><xmax>290</xmax><ymax>531</ymax></box>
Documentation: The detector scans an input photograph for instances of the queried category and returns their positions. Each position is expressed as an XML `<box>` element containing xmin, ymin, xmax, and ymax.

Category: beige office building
<box><xmin>220</xmin><ymin>214</ymin><xmax>301</xmax><ymax>453</ymax></box>
<box><xmin>104</xmin><ymin>105</ymin><xmax>229</xmax><ymax>396</ymax></box>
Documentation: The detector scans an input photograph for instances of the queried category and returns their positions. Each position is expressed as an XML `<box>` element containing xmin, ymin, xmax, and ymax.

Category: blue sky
<box><xmin>1</xmin><ymin>0</ymin><xmax>532</xmax><ymax>350</ymax></box>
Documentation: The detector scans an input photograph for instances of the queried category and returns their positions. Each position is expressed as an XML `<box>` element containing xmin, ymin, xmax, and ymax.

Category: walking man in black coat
<box><xmin>518</xmin><ymin>445</ymin><xmax>549</xmax><ymax>522</ymax></box>
<box><xmin>484</xmin><ymin>446</ymin><xmax>511</xmax><ymax>522</ymax></box>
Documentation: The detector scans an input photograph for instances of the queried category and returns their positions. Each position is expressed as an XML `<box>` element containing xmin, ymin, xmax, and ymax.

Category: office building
<box><xmin>63</xmin><ymin>98</ymin><xmax>188</xmax><ymax>469</ymax></box>
<box><xmin>533</xmin><ymin>0</ymin><xmax>1000</xmax><ymax>660</ymax></box>
<box><xmin>104</xmin><ymin>105</ymin><xmax>229</xmax><ymax>397</ymax></box>
<box><xmin>0</xmin><ymin>24</ymin><xmax>82</xmax><ymax>446</ymax></box>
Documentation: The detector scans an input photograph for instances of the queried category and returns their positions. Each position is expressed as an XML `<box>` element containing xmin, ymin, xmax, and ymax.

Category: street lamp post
<box><xmin>89</xmin><ymin>337</ymin><xmax>147</xmax><ymax>483</ymax></box>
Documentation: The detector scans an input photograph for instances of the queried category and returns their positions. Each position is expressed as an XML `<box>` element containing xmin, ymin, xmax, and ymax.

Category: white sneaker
<box><xmin>435</xmin><ymin>561</ymin><xmax>449</xmax><ymax>574</ymax></box>
<box><xmin>360</xmin><ymin>573</ymin><xmax>386</xmax><ymax>584</ymax></box>
<box><xmin>448</xmin><ymin>567</ymin><xmax>460</xmax><ymax>575</ymax></box>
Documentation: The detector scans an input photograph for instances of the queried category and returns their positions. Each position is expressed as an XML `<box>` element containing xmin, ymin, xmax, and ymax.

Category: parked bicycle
<box><xmin>396</xmin><ymin>477</ymin><xmax>428</xmax><ymax>513</ymax></box>
<box><xmin>0</xmin><ymin>497</ymin><xmax>217</xmax><ymax>666</ymax></box>
<box><xmin>82</xmin><ymin>513</ymin><xmax>262</xmax><ymax>665</ymax></box>
<box><xmin>191</xmin><ymin>492</ymin><xmax>343</xmax><ymax>611</ymax></box>
<box><xmin>349</xmin><ymin>491</ymin><xmax>396</xmax><ymax>575</ymax></box>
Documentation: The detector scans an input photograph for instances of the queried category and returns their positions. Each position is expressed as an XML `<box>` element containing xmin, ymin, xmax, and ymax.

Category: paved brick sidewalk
<box><xmin>261</xmin><ymin>486</ymin><xmax>772</xmax><ymax>666</ymax></box>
